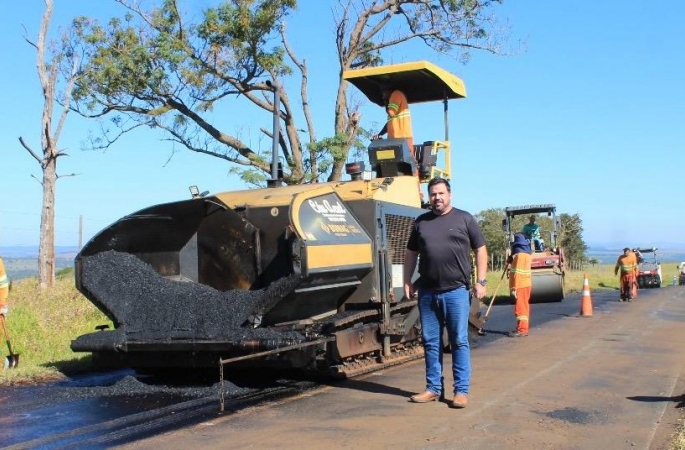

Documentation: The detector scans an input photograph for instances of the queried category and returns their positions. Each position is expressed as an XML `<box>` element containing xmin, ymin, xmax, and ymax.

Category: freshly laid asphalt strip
<box><xmin>79</xmin><ymin>250</ymin><xmax>305</xmax><ymax>343</ymax></box>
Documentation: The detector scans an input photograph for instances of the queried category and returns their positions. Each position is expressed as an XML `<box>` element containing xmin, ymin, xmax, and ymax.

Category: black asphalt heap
<box><xmin>79</xmin><ymin>251</ymin><xmax>305</xmax><ymax>343</ymax></box>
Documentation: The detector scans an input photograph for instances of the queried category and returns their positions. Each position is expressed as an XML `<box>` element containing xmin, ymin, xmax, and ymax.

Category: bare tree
<box><xmin>19</xmin><ymin>0</ymin><xmax>79</xmax><ymax>289</ymax></box>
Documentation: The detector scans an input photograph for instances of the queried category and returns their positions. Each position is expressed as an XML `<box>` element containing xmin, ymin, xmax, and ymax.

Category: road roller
<box><xmin>502</xmin><ymin>205</ymin><xmax>566</xmax><ymax>303</ymax></box>
<box><xmin>71</xmin><ymin>61</ymin><xmax>485</xmax><ymax>376</ymax></box>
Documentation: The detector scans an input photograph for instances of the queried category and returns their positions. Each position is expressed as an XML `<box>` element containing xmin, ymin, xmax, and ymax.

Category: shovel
<box><xmin>477</xmin><ymin>268</ymin><xmax>508</xmax><ymax>336</ymax></box>
<box><xmin>1</xmin><ymin>315</ymin><xmax>19</xmax><ymax>369</ymax></box>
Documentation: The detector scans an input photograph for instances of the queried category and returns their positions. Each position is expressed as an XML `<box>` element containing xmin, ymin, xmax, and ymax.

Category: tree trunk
<box><xmin>38</xmin><ymin>156</ymin><xmax>56</xmax><ymax>289</ymax></box>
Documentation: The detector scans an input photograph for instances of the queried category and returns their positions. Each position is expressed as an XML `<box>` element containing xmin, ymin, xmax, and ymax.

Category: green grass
<box><xmin>0</xmin><ymin>268</ymin><xmax>112</xmax><ymax>385</ymax></box>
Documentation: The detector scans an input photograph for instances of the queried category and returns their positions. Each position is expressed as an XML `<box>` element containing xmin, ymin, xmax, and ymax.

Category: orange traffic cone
<box><xmin>580</xmin><ymin>273</ymin><xmax>593</xmax><ymax>317</ymax></box>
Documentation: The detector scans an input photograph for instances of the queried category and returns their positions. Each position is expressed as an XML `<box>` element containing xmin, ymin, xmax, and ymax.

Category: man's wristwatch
<box><xmin>477</xmin><ymin>279</ymin><xmax>487</xmax><ymax>286</ymax></box>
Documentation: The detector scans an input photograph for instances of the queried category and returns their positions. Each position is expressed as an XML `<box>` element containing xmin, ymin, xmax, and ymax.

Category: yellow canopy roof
<box><xmin>343</xmin><ymin>61</ymin><xmax>467</xmax><ymax>106</ymax></box>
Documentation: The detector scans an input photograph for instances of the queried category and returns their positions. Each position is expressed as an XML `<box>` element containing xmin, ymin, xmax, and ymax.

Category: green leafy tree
<box><xmin>474</xmin><ymin>208</ymin><xmax>507</xmax><ymax>266</ymax></box>
<box><xmin>64</xmin><ymin>0</ymin><xmax>508</xmax><ymax>185</ymax></box>
<box><xmin>558</xmin><ymin>213</ymin><xmax>587</xmax><ymax>268</ymax></box>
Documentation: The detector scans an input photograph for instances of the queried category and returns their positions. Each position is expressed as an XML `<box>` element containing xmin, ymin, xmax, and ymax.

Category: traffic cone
<box><xmin>580</xmin><ymin>273</ymin><xmax>593</xmax><ymax>317</ymax></box>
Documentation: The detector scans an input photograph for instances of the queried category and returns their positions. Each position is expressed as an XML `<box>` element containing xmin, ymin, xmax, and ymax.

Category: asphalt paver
<box><xmin>121</xmin><ymin>286</ymin><xmax>685</xmax><ymax>450</ymax></box>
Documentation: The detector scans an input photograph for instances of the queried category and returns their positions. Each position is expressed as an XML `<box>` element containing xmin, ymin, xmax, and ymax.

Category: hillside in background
<box><xmin>1</xmin><ymin>246</ymin><xmax>78</xmax><ymax>280</ymax></box>
<box><xmin>0</xmin><ymin>246</ymin><xmax>79</xmax><ymax>259</ymax></box>
<box><xmin>3</xmin><ymin>257</ymin><xmax>75</xmax><ymax>280</ymax></box>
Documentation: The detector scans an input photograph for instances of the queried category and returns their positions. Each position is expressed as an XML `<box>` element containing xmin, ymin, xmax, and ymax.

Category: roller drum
<box><xmin>530</xmin><ymin>272</ymin><xmax>565</xmax><ymax>303</ymax></box>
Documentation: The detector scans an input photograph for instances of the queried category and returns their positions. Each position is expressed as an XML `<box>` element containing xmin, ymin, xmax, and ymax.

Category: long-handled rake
<box><xmin>477</xmin><ymin>268</ymin><xmax>508</xmax><ymax>336</ymax></box>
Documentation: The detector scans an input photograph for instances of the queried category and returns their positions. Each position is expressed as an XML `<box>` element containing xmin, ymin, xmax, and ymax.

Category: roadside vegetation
<box><xmin>0</xmin><ymin>268</ymin><xmax>111</xmax><ymax>386</ymax></box>
<box><xmin>674</xmin><ymin>432</ymin><xmax>685</xmax><ymax>450</ymax></box>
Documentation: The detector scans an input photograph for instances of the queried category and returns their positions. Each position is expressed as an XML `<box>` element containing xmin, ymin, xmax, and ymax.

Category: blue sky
<box><xmin>1</xmin><ymin>1</ymin><xmax>684</xmax><ymax>248</ymax></box>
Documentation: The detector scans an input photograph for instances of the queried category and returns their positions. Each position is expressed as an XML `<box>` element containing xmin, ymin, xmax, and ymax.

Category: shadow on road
<box><xmin>325</xmin><ymin>377</ymin><xmax>416</xmax><ymax>399</ymax></box>
<box><xmin>478</xmin><ymin>329</ymin><xmax>509</xmax><ymax>336</ymax></box>
<box><xmin>627</xmin><ymin>394</ymin><xmax>685</xmax><ymax>408</ymax></box>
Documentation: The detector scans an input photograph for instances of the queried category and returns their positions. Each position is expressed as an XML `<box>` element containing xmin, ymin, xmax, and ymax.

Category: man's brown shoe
<box><xmin>452</xmin><ymin>393</ymin><xmax>468</xmax><ymax>408</ymax></box>
<box><xmin>409</xmin><ymin>391</ymin><xmax>440</xmax><ymax>403</ymax></box>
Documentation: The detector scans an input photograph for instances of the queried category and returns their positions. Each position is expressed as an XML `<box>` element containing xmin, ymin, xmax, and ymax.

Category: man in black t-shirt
<box><xmin>404</xmin><ymin>177</ymin><xmax>488</xmax><ymax>409</ymax></box>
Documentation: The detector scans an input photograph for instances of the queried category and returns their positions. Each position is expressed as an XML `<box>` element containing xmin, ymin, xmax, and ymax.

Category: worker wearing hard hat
<box><xmin>614</xmin><ymin>248</ymin><xmax>638</xmax><ymax>302</ymax></box>
<box><xmin>507</xmin><ymin>234</ymin><xmax>533</xmax><ymax>337</ymax></box>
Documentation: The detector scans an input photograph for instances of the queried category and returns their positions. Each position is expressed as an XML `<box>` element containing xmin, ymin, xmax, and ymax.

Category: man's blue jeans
<box><xmin>418</xmin><ymin>286</ymin><xmax>471</xmax><ymax>396</ymax></box>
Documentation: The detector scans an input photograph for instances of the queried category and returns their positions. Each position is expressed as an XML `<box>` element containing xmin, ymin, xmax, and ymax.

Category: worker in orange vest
<box><xmin>374</xmin><ymin>84</ymin><xmax>415</xmax><ymax>161</ymax></box>
<box><xmin>0</xmin><ymin>255</ymin><xmax>9</xmax><ymax>317</ymax></box>
<box><xmin>374</xmin><ymin>83</ymin><xmax>421</xmax><ymax>200</ymax></box>
<box><xmin>614</xmin><ymin>247</ymin><xmax>637</xmax><ymax>302</ymax></box>
<box><xmin>507</xmin><ymin>233</ymin><xmax>533</xmax><ymax>337</ymax></box>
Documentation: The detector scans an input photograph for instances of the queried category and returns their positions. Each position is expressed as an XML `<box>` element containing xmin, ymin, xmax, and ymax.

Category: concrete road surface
<box><xmin>121</xmin><ymin>286</ymin><xmax>685</xmax><ymax>450</ymax></box>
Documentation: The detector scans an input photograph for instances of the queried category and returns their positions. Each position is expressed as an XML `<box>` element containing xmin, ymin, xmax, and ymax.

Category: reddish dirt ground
<box><xmin>121</xmin><ymin>287</ymin><xmax>685</xmax><ymax>450</ymax></box>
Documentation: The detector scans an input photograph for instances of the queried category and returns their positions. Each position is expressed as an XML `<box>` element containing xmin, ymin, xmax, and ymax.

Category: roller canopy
<box><xmin>343</xmin><ymin>61</ymin><xmax>467</xmax><ymax>106</ymax></box>
<box><xmin>504</xmin><ymin>204</ymin><xmax>557</xmax><ymax>216</ymax></box>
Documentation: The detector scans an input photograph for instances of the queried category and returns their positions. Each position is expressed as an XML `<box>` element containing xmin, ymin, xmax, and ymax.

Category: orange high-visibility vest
<box><xmin>386</xmin><ymin>90</ymin><xmax>413</xmax><ymax>144</ymax></box>
<box><xmin>615</xmin><ymin>253</ymin><xmax>637</xmax><ymax>275</ymax></box>
<box><xmin>0</xmin><ymin>256</ymin><xmax>9</xmax><ymax>307</ymax></box>
<box><xmin>509</xmin><ymin>253</ymin><xmax>532</xmax><ymax>289</ymax></box>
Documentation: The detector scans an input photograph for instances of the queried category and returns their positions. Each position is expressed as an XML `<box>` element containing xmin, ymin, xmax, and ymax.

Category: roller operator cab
<box><xmin>72</xmin><ymin>61</ymin><xmax>482</xmax><ymax>376</ymax></box>
<box><xmin>502</xmin><ymin>204</ymin><xmax>566</xmax><ymax>303</ymax></box>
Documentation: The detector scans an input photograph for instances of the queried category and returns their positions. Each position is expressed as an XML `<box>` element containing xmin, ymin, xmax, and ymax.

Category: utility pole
<box><xmin>79</xmin><ymin>215</ymin><xmax>83</xmax><ymax>250</ymax></box>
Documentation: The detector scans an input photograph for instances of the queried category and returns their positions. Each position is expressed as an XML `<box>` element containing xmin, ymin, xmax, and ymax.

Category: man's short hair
<box><xmin>529</xmin><ymin>215</ymin><xmax>536</xmax><ymax>221</ymax></box>
<box><xmin>427</xmin><ymin>177</ymin><xmax>451</xmax><ymax>192</ymax></box>
<box><xmin>623</xmin><ymin>247</ymin><xmax>630</xmax><ymax>252</ymax></box>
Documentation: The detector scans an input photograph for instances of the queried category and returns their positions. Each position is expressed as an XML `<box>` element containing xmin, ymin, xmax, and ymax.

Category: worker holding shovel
<box><xmin>0</xmin><ymin>254</ymin><xmax>18</xmax><ymax>368</ymax></box>
<box><xmin>507</xmin><ymin>234</ymin><xmax>533</xmax><ymax>338</ymax></box>
<box><xmin>0</xmin><ymin>254</ymin><xmax>9</xmax><ymax>319</ymax></box>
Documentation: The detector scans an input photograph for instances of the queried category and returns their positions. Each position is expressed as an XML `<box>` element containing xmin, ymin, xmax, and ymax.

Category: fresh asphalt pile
<box><xmin>0</xmin><ymin>369</ymin><xmax>321</xmax><ymax>428</ymax></box>
<box><xmin>0</xmin><ymin>372</ymin><xmax>234</xmax><ymax>410</ymax></box>
<box><xmin>79</xmin><ymin>250</ymin><xmax>305</xmax><ymax>343</ymax></box>
<box><xmin>55</xmin><ymin>373</ymin><xmax>237</xmax><ymax>399</ymax></box>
